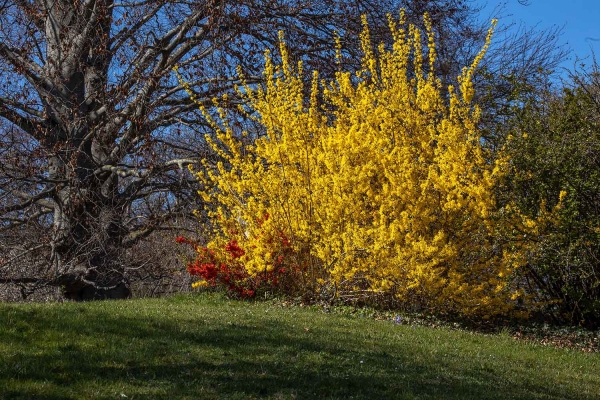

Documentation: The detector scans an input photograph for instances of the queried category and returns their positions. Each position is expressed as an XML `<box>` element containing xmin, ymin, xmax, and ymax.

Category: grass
<box><xmin>0</xmin><ymin>293</ymin><xmax>598</xmax><ymax>399</ymax></box>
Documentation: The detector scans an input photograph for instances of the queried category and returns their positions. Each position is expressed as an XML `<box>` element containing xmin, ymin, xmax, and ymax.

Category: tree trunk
<box><xmin>50</xmin><ymin>149</ymin><xmax>131</xmax><ymax>300</ymax></box>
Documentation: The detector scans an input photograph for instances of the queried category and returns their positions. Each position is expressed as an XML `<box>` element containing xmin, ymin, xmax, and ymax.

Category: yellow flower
<box><xmin>192</xmin><ymin>280</ymin><xmax>209</xmax><ymax>289</ymax></box>
<box><xmin>178</xmin><ymin>11</ymin><xmax>530</xmax><ymax>317</ymax></box>
<box><xmin>559</xmin><ymin>190</ymin><xmax>567</xmax><ymax>202</ymax></box>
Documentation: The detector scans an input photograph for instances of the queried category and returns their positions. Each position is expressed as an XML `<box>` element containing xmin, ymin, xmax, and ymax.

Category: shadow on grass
<box><xmin>0</xmin><ymin>301</ymin><xmax>594</xmax><ymax>400</ymax></box>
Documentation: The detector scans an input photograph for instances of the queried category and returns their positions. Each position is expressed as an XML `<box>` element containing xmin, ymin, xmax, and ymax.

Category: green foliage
<box><xmin>0</xmin><ymin>295</ymin><xmax>599</xmax><ymax>399</ymax></box>
<box><xmin>503</xmin><ymin>71</ymin><xmax>600</xmax><ymax>327</ymax></box>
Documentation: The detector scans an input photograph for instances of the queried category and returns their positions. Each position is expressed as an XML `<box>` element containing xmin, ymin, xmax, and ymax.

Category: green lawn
<box><xmin>0</xmin><ymin>293</ymin><xmax>598</xmax><ymax>399</ymax></box>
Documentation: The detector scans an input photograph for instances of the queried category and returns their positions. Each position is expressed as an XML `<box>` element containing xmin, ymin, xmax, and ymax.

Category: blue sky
<box><xmin>480</xmin><ymin>0</ymin><xmax>600</xmax><ymax>72</ymax></box>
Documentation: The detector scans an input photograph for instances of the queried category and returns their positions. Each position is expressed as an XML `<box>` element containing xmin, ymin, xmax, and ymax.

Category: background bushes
<box><xmin>502</xmin><ymin>69</ymin><xmax>600</xmax><ymax>327</ymax></box>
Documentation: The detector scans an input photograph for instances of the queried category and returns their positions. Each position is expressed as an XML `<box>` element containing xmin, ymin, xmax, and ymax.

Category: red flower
<box><xmin>188</xmin><ymin>261</ymin><xmax>218</xmax><ymax>280</ymax></box>
<box><xmin>225</xmin><ymin>239</ymin><xmax>245</xmax><ymax>259</ymax></box>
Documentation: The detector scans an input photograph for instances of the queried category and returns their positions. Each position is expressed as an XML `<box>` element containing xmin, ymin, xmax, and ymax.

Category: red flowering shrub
<box><xmin>176</xmin><ymin>234</ymin><xmax>292</xmax><ymax>298</ymax></box>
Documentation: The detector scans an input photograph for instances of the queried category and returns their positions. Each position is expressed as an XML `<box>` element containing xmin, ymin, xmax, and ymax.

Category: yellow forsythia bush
<box><xmin>178</xmin><ymin>12</ymin><xmax>534</xmax><ymax>316</ymax></box>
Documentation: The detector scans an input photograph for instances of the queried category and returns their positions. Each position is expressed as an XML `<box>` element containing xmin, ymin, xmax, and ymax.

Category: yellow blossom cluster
<box><xmin>177</xmin><ymin>12</ymin><xmax>535</xmax><ymax>316</ymax></box>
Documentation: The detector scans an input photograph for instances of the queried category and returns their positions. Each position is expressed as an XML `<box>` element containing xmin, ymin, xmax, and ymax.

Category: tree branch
<box><xmin>0</xmin><ymin>188</ymin><xmax>56</xmax><ymax>214</ymax></box>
